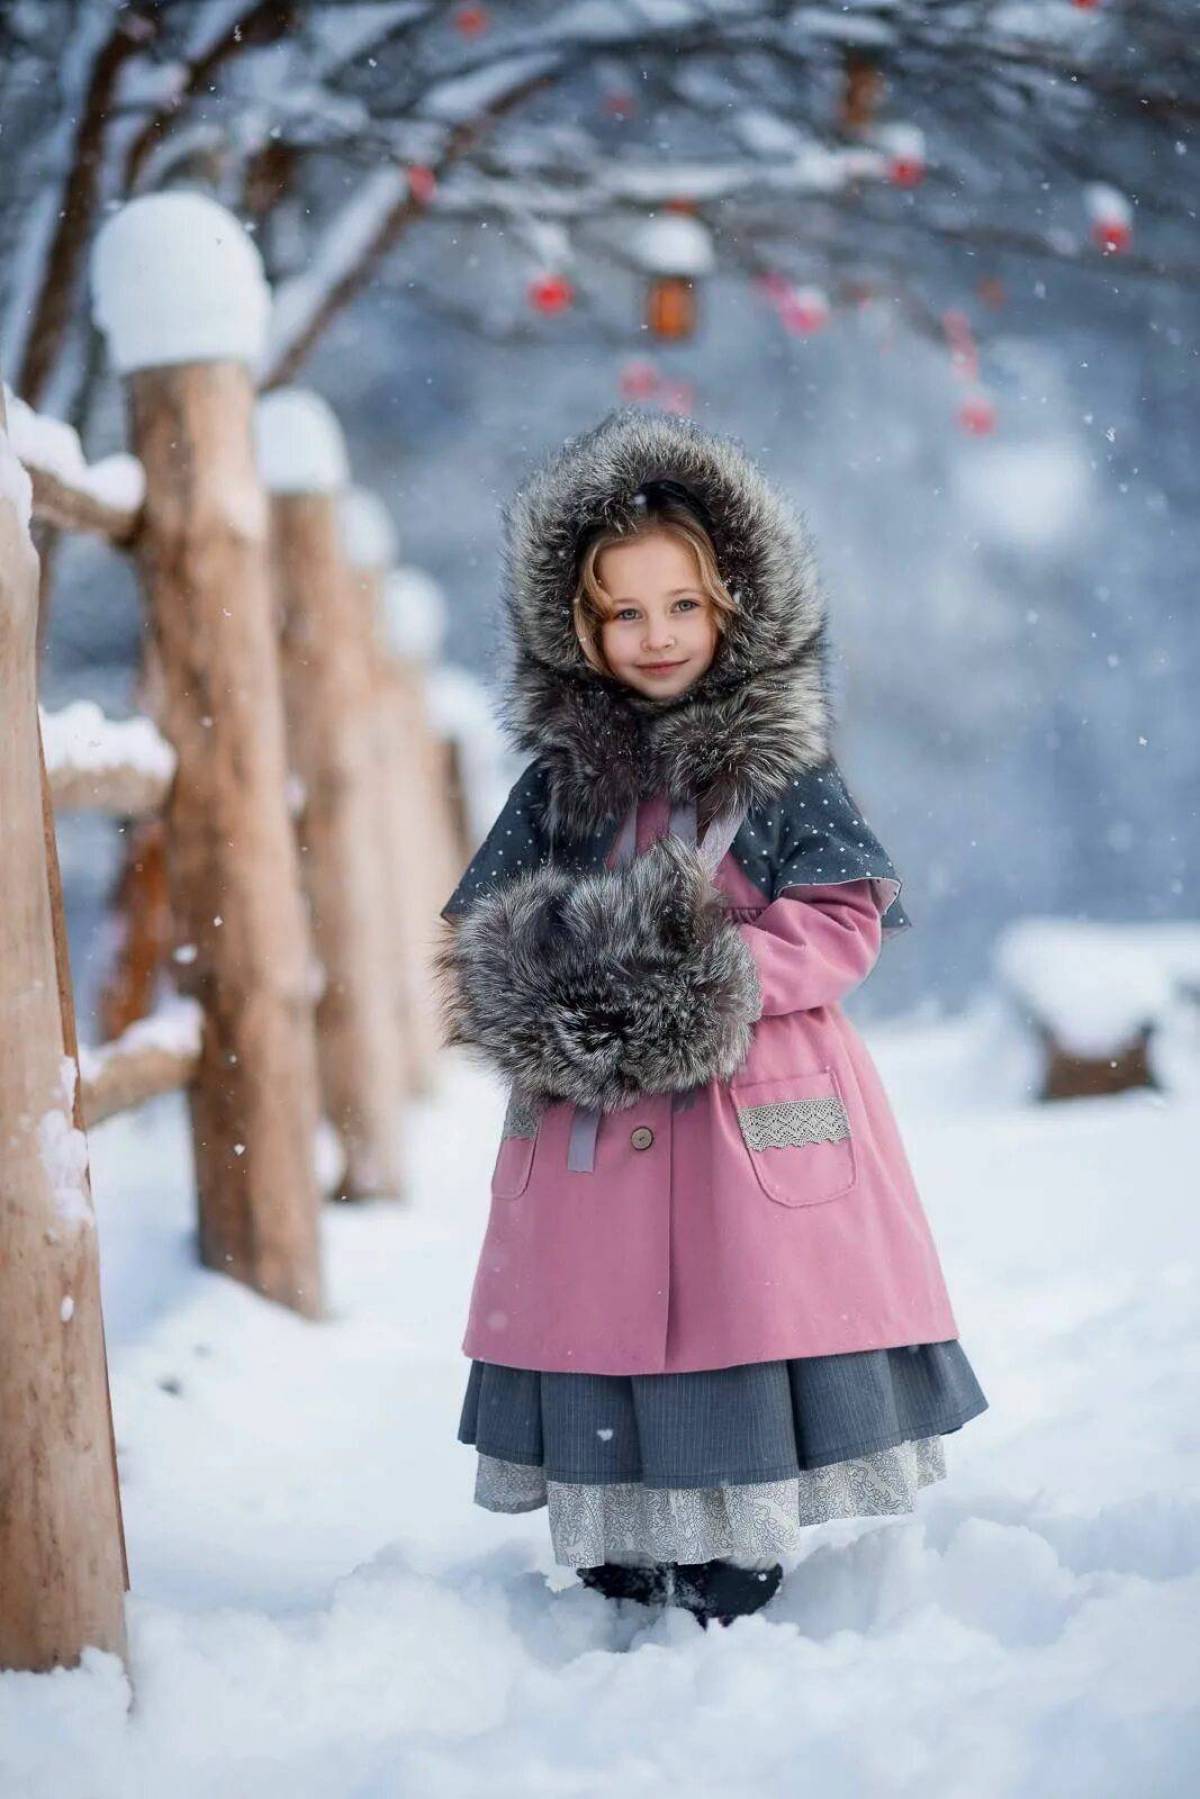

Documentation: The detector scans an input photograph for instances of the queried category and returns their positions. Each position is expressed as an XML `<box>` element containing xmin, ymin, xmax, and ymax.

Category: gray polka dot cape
<box><xmin>440</xmin><ymin>752</ymin><xmax>911</xmax><ymax>933</ymax></box>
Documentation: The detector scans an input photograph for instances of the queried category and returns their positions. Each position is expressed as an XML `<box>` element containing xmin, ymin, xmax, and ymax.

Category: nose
<box><xmin>643</xmin><ymin>616</ymin><xmax>676</xmax><ymax>651</ymax></box>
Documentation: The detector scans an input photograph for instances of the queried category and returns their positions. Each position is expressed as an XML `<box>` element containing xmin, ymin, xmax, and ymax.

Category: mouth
<box><xmin>637</xmin><ymin>660</ymin><xmax>687</xmax><ymax>674</ymax></box>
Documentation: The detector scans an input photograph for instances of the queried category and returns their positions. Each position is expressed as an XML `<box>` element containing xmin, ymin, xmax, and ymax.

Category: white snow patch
<box><xmin>425</xmin><ymin>663</ymin><xmax>496</xmax><ymax>739</ymax></box>
<box><xmin>314</xmin><ymin>1117</ymin><xmax>346</xmax><ymax>1195</ymax></box>
<box><xmin>955</xmin><ymin>438</ymin><xmax>1091</xmax><ymax>548</ymax></box>
<box><xmin>4</xmin><ymin>387</ymin><xmax>145</xmax><ymax>514</ymax></box>
<box><xmin>38</xmin><ymin>1057</ymin><xmax>93</xmax><ymax>1231</ymax></box>
<box><xmin>254</xmin><ymin>388</ymin><xmax>349</xmax><ymax>495</ymax></box>
<box><xmin>3</xmin><ymin>1017</ymin><xmax>1198</xmax><ymax>1794</ymax></box>
<box><xmin>91</xmin><ymin>193</ymin><xmax>271</xmax><ymax>373</ymax></box>
<box><xmin>76</xmin><ymin>998</ymin><xmax>204</xmax><ymax>1089</ymax></box>
<box><xmin>994</xmin><ymin>918</ymin><xmax>1200</xmax><ymax>1058</ymax></box>
<box><xmin>380</xmin><ymin>566</ymin><xmax>446</xmax><ymax>662</ymax></box>
<box><xmin>1084</xmin><ymin>181</ymin><xmax>1133</xmax><ymax>228</ymax></box>
<box><xmin>39</xmin><ymin>701</ymin><xmax>176</xmax><ymax>786</ymax></box>
<box><xmin>60</xmin><ymin>1295</ymin><xmax>75</xmax><ymax>1324</ymax></box>
<box><xmin>630</xmin><ymin>212</ymin><xmax>715</xmax><ymax>276</ymax></box>
<box><xmin>339</xmin><ymin>486</ymin><xmax>397</xmax><ymax>570</ymax></box>
<box><xmin>0</xmin><ymin>419</ymin><xmax>33</xmax><ymax>527</ymax></box>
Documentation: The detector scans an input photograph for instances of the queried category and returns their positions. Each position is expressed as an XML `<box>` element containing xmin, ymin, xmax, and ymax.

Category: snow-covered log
<box><xmin>78</xmin><ymin>999</ymin><xmax>203</xmax><ymax>1129</ymax></box>
<box><xmin>41</xmin><ymin>699</ymin><xmax>174</xmax><ymax>816</ymax></box>
<box><xmin>91</xmin><ymin>194</ymin><xmax>325</xmax><ymax>1318</ymax></box>
<box><xmin>260</xmin><ymin>396</ymin><xmax>411</xmax><ymax>1196</ymax></box>
<box><xmin>0</xmin><ymin>403</ymin><xmax>128</xmax><ymax>1673</ymax></box>
<box><xmin>993</xmin><ymin>918</ymin><xmax>1199</xmax><ymax>1100</ymax></box>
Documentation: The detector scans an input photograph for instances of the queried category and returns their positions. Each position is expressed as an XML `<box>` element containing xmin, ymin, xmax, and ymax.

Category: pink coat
<box><xmin>461</xmin><ymin>787</ymin><xmax>960</xmax><ymax>1375</ymax></box>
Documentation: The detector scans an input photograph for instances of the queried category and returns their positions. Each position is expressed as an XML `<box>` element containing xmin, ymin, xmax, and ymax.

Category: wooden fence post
<box><xmin>340</xmin><ymin>490</ymin><xmax>441</xmax><ymax>1099</ymax></box>
<box><xmin>91</xmin><ymin>193</ymin><xmax>324</xmax><ymax>1314</ymax></box>
<box><xmin>0</xmin><ymin>408</ymin><xmax>128</xmax><ymax>1672</ymax></box>
<box><xmin>377</xmin><ymin>564</ymin><xmax>466</xmax><ymax>923</ymax></box>
<box><xmin>257</xmin><ymin>393</ymin><xmax>409</xmax><ymax>1198</ymax></box>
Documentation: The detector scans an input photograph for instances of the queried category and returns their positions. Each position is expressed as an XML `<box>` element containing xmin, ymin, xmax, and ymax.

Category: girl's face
<box><xmin>594</xmin><ymin>531</ymin><xmax>719</xmax><ymax>700</ymax></box>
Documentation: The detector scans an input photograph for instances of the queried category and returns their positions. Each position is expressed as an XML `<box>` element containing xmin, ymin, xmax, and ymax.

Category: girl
<box><xmin>436</xmin><ymin>406</ymin><xmax>988</xmax><ymax>1628</ymax></box>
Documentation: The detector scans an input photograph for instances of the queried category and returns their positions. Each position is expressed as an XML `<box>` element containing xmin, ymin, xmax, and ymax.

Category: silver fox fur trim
<box><xmin>498</xmin><ymin>405</ymin><xmax>832</xmax><ymax>836</ymax></box>
<box><xmin>434</xmin><ymin>834</ymin><xmax>763</xmax><ymax>1112</ymax></box>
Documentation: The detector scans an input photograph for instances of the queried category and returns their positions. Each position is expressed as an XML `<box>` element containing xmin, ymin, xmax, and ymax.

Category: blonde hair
<box><xmin>571</xmin><ymin>499</ymin><xmax>739</xmax><ymax>679</ymax></box>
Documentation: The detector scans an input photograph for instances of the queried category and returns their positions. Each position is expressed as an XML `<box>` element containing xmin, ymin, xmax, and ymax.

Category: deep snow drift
<box><xmin>2</xmin><ymin>999</ymin><xmax>1197</xmax><ymax>1797</ymax></box>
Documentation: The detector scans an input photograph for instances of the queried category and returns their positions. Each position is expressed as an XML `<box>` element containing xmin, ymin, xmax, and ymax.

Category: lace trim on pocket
<box><xmin>737</xmin><ymin>1096</ymin><xmax>850</xmax><ymax>1152</ymax></box>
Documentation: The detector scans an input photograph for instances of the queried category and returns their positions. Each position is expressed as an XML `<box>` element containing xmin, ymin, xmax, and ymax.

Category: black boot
<box><xmin>671</xmin><ymin>1559</ymin><xmax>784</xmax><ymax>1628</ymax></box>
<box><xmin>577</xmin><ymin>1561</ymin><xmax>670</xmax><ymax>1606</ymax></box>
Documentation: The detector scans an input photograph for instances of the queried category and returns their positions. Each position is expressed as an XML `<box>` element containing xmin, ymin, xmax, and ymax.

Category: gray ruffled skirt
<box><xmin>458</xmin><ymin>1341</ymin><xmax>989</xmax><ymax>1568</ymax></box>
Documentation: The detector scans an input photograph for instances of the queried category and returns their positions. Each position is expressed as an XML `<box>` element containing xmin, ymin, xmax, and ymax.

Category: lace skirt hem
<box><xmin>472</xmin><ymin>1432</ymin><xmax>948</xmax><ymax>1568</ymax></box>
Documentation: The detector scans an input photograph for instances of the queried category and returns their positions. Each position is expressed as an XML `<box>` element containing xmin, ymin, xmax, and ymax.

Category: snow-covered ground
<box><xmin>3</xmin><ymin>1000</ymin><xmax>1198</xmax><ymax>1798</ymax></box>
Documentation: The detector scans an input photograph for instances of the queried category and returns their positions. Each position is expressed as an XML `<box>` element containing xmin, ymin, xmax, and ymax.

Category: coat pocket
<box><xmin>730</xmin><ymin>1067</ymin><xmax>856</xmax><ymax>1208</ymax></box>
<box><xmin>491</xmin><ymin>1084</ymin><xmax>542</xmax><ymax>1198</ymax></box>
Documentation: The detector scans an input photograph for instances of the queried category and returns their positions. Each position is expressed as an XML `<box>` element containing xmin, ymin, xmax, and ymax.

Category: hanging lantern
<box><xmin>839</xmin><ymin>48</ymin><xmax>885</xmax><ymax>135</ymax></box>
<box><xmin>778</xmin><ymin>285</ymin><xmax>831</xmax><ymax>335</ymax></box>
<box><xmin>631</xmin><ymin>205</ymin><xmax>715</xmax><ymax>342</ymax></box>
<box><xmin>619</xmin><ymin>359</ymin><xmax>661</xmax><ymax>400</ymax></box>
<box><xmin>874</xmin><ymin>122</ymin><xmax>926</xmax><ymax>187</ymax></box>
<box><xmin>528</xmin><ymin>273</ymin><xmax>574</xmax><ymax>316</ymax></box>
<box><xmin>407</xmin><ymin>165</ymin><xmax>437</xmax><ymax>206</ymax></box>
<box><xmin>646</xmin><ymin>276</ymin><xmax>696</xmax><ymax>340</ymax></box>
<box><xmin>958</xmin><ymin>390</ymin><xmax>997</xmax><ymax>436</ymax></box>
<box><xmin>1085</xmin><ymin>182</ymin><xmax>1133</xmax><ymax>254</ymax></box>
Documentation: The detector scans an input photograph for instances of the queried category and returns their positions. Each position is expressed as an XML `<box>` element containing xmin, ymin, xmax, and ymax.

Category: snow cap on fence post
<box><xmin>339</xmin><ymin>486</ymin><xmax>398</xmax><ymax>572</ymax></box>
<box><xmin>380</xmin><ymin>566</ymin><xmax>446</xmax><ymax>663</ymax></box>
<box><xmin>254</xmin><ymin>388</ymin><xmax>349</xmax><ymax>495</ymax></box>
<box><xmin>91</xmin><ymin>192</ymin><xmax>271</xmax><ymax>373</ymax></box>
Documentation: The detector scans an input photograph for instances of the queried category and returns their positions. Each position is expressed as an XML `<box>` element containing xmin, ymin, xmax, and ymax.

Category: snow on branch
<box><xmin>261</xmin><ymin>168</ymin><xmax>410</xmax><ymax>388</ymax></box>
<box><xmin>41</xmin><ymin>701</ymin><xmax>175</xmax><ymax>817</ymax></box>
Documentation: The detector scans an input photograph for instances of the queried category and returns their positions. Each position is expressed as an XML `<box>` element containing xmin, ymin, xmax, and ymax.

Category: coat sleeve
<box><xmin>734</xmin><ymin>879</ymin><xmax>883</xmax><ymax>1017</ymax></box>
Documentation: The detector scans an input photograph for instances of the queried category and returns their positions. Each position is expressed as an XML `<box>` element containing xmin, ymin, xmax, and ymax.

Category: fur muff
<box><xmin>496</xmin><ymin>405</ymin><xmax>834</xmax><ymax>837</ymax></box>
<box><xmin>434</xmin><ymin>833</ymin><xmax>762</xmax><ymax>1112</ymax></box>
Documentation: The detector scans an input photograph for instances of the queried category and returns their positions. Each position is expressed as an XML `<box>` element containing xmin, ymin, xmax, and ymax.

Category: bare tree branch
<box><xmin>15</xmin><ymin>9</ymin><xmax>157</xmax><ymax>407</ymax></box>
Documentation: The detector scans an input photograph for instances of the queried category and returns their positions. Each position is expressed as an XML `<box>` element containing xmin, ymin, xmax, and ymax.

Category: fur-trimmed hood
<box><xmin>497</xmin><ymin>406</ymin><xmax>833</xmax><ymax>838</ymax></box>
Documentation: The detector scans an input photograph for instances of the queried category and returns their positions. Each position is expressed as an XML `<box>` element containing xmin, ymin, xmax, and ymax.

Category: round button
<box><xmin>630</xmin><ymin>1125</ymin><xmax>654</xmax><ymax>1151</ymax></box>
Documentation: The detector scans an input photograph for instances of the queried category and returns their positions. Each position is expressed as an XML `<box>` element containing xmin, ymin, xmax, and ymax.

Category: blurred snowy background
<box><xmin>4</xmin><ymin>0</ymin><xmax>1196</xmax><ymax>1021</ymax></box>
